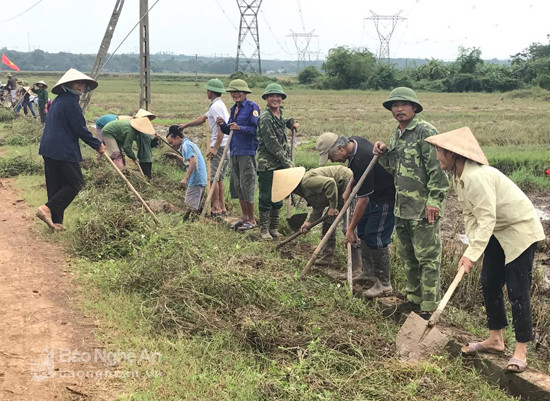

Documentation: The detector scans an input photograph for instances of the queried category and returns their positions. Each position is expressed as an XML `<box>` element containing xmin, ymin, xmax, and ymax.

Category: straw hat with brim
<box><xmin>271</xmin><ymin>167</ymin><xmax>306</xmax><ymax>202</ymax></box>
<box><xmin>35</xmin><ymin>80</ymin><xmax>48</xmax><ymax>88</ymax></box>
<box><xmin>51</xmin><ymin>68</ymin><xmax>98</xmax><ymax>95</ymax></box>
<box><xmin>134</xmin><ymin>108</ymin><xmax>156</xmax><ymax>120</ymax></box>
<box><xmin>424</xmin><ymin>127</ymin><xmax>489</xmax><ymax>166</ymax></box>
<box><xmin>117</xmin><ymin>115</ymin><xmax>133</xmax><ymax>120</ymax></box>
<box><xmin>315</xmin><ymin>132</ymin><xmax>339</xmax><ymax>165</ymax></box>
<box><xmin>130</xmin><ymin>117</ymin><xmax>156</xmax><ymax>135</ymax></box>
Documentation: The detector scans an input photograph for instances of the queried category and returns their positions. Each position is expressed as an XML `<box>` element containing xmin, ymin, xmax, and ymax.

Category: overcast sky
<box><xmin>2</xmin><ymin>0</ymin><xmax>549</xmax><ymax>62</ymax></box>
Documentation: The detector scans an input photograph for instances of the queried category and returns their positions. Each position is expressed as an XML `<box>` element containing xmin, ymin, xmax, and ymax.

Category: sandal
<box><xmin>210</xmin><ymin>212</ymin><xmax>223</xmax><ymax>218</ymax></box>
<box><xmin>507</xmin><ymin>358</ymin><xmax>527</xmax><ymax>373</ymax></box>
<box><xmin>461</xmin><ymin>342</ymin><xmax>505</xmax><ymax>355</ymax></box>
<box><xmin>237</xmin><ymin>222</ymin><xmax>256</xmax><ymax>231</ymax></box>
<box><xmin>233</xmin><ymin>221</ymin><xmax>244</xmax><ymax>230</ymax></box>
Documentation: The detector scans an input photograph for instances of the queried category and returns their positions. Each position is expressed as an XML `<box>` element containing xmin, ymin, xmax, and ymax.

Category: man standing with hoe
<box><xmin>257</xmin><ymin>83</ymin><xmax>298</xmax><ymax>239</ymax></box>
<box><xmin>217</xmin><ymin>79</ymin><xmax>260</xmax><ymax>231</ymax></box>
<box><xmin>316</xmin><ymin>132</ymin><xmax>396</xmax><ymax>296</ymax></box>
<box><xmin>179</xmin><ymin>79</ymin><xmax>230</xmax><ymax>216</ymax></box>
<box><xmin>373</xmin><ymin>87</ymin><xmax>449</xmax><ymax>318</ymax></box>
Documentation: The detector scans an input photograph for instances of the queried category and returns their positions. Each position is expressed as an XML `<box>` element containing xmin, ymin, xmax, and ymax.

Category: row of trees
<box><xmin>298</xmin><ymin>37</ymin><xmax>550</xmax><ymax>92</ymax></box>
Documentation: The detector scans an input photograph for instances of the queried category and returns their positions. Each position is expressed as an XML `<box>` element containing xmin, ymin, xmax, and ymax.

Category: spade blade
<box><xmin>396</xmin><ymin>311</ymin><xmax>449</xmax><ymax>361</ymax></box>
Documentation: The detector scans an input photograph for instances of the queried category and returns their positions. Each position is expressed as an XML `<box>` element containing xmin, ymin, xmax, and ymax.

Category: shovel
<box><xmin>396</xmin><ymin>265</ymin><xmax>465</xmax><ymax>360</ymax></box>
<box><xmin>287</xmin><ymin>212</ymin><xmax>309</xmax><ymax>231</ymax></box>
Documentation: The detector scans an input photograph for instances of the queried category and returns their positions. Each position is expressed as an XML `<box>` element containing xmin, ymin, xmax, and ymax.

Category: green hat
<box><xmin>226</xmin><ymin>79</ymin><xmax>251</xmax><ymax>93</ymax></box>
<box><xmin>382</xmin><ymin>87</ymin><xmax>423</xmax><ymax>113</ymax></box>
<box><xmin>205</xmin><ymin>78</ymin><xmax>226</xmax><ymax>93</ymax></box>
<box><xmin>262</xmin><ymin>83</ymin><xmax>286</xmax><ymax>100</ymax></box>
<box><xmin>315</xmin><ymin>132</ymin><xmax>339</xmax><ymax>165</ymax></box>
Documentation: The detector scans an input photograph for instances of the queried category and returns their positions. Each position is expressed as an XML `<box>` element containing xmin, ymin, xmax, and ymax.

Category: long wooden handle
<box><xmin>200</xmin><ymin>131</ymin><xmax>233</xmax><ymax>218</ymax></box>
<box><xmin>286</xmin><ymin>127</ymin><xmax>297</xmax><ymax>219</ymax></box>
<box><xmin>346</xmin><ymin>208</ymin><xmax>353</xmax><ymax>292</ymax></box>
<box><xmin>275</xmin><ymin>214</ymin><xmax>329</xmax><ymax>249</ymax></box>
<box><xmin>428</xmin><ymin>265</ymin><xmax>465</xmax><ymax>327</ymax></box>
<box><xmin>104</xmin><ymin>155</ymin><xmax>161</xmax><ymax>226</ymax></box>
<box><xmin>300</xmin><ymin>155</ymin><xmax>379</xmax><ymax>278</ymax></box>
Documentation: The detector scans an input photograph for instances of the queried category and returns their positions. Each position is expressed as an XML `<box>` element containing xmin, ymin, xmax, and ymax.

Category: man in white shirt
<box><xmin>179</xmin><ymin>79</ymin><xmax>230</xmax><ymax>216</ymax></box>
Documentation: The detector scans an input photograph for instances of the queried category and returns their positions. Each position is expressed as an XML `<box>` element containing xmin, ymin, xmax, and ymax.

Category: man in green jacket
<box><xmin>31</xmin><ymin>81</ymin><xmax>48</xmax><ymax>123</ymax></box>
<box><xmin>373</xmin><ymin>87</ymin><xmax>449</xmax><ymax>318</ymax></box>
<box><xmin>101</xmin><ymin>117</ymin><xmax>156</xmax><ymax>170</ymax></box>
<box><xmin>257</xmin><ymin>83</ymin><xmax>298</xmax><ymax>239</ymax></box>
<box><xmin>272</xmin><ymin>165</ymin><xmax>353</xmax><ymax>266</ymax></box>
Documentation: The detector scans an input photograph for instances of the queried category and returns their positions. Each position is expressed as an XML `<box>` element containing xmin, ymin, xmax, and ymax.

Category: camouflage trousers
<box><xmin>395</xmin><ymin>217</ymin><xmax>442</xmax><ymax>312</ymax></box>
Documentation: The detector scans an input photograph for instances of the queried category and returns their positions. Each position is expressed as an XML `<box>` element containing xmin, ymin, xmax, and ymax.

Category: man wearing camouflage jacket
<box><xmin>373</xmin><ymin>87</ymin><xmax>449</xmax><ymax>318</ymax></box>
<box><xmin>257</xmin><ymin>83</ymin><xmax>298</xmax><ymax>239</ymax></box>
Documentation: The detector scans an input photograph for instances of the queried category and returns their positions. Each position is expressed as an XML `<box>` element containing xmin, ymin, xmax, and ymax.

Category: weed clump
<box><xmin>2</xmin><ymin>118</ymin><xmax>43</xmax><ymax>146</ymax></box>
<box><xmin>0</xmin><ymin>155</ymin><xmax>43</xmax><ymax>177</ymax></box>
<box><xmin>0</xmin><ymin>108</ymin><xmax>14</xmax><ymax>122</ymax></box>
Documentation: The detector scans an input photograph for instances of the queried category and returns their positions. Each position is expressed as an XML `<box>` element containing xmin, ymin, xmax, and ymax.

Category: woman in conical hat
<box><xmin>425</xmin><ymin>127</ymin><xmax>545</xmax><ymax>373</ymax></box>
<box><xmin>37</xmin><ymin>69</ymin><xmax>105</xmax><ymax>231</ymax></box>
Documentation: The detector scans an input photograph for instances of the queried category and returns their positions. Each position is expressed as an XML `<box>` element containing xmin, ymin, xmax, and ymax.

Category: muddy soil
<box><xmin>0</xmin><ymin>179</ymin><xmax>117</xmax><ymax>400</ymax></box>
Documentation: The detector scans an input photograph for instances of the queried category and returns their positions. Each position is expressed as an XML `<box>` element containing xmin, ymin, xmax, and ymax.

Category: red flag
<box><xmin>1</xmin><ymin>53</ymin><xmax>20</xmax><ymax>71</ymax></box>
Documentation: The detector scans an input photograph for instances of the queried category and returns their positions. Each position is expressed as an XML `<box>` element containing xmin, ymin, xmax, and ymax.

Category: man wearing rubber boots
<box><xmin>316</xmin><ymin>133</ymin><xmax>396</xmax><ymax>296</ymax></box>
<box><xmin>257</xmin><ymin>83</ymin><xmax>298</xmax><ymax>240</ymax></box>
<box><xmin>373</xmin><ymin>87</ymin><xmax>449</xmax><ymax>318</ymax></box>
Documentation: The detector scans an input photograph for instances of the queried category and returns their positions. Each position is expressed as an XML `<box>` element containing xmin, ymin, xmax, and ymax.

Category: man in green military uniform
<box><xmin>257</xmin><ymin>83</ymin><xmax>298</xmax><ymax>239</ymax></box>
<box><xmin>373</xmin><ymin>87</ymin><xmax>449</xmax><ymax>318</ymax></box>
<box><xmin>271</xmin><ymin>165</ymin><xmax>353</xmax><ymax>265</ymax></box>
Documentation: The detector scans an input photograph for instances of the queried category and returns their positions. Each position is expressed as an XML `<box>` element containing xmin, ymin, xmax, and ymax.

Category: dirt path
<box><xmin>0</xmin><ymin>179</ymin><xmax>114</xmax><ymax>400</ymax></box>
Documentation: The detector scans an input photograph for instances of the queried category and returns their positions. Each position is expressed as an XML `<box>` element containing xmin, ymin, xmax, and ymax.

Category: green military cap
<box><xmin>315</xmin><ymin>132</ymin><xmax>338</xmax><ymax>165</ymax></box>
<box><xmin>383</xmin><ymin>87</ymin><xmax>423</xmax><ymax>113</ymax></box>
<box><xmin>226</xmin><ymin>79</ymin><xmax>251</xmax><ymax>93</ymax></box>
<box><xmin>262</xmin><ymin>82</ymin><xmax>286</xmax><ymax>99</ymax></box>
<box><xmin>205</xmin><ymin>78</ymin><xmax>226</xmax><ymax>93</ymax></box>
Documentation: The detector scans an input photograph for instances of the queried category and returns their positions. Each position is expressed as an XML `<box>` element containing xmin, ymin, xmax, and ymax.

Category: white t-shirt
<box><xmin>205</xmin><ymin>97</ymin><xmax>230</xmax><ymax>148</ymax></box>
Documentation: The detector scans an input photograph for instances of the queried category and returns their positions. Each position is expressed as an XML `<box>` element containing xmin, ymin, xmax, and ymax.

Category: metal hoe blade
<box><xmin>395</xmin><ymin>312</ymin><xmax>449</xmax><ymax>360</ymax></box>
<box><xmin>287</xmin><ymin>212</ymin><xmax>309</xmax><ymax>231</ymax></box>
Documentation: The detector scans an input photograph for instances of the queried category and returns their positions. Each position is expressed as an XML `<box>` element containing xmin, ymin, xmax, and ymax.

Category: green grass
<box><xmin>3</xmin><ymin>76</ymin><xmax>548</xmax><ymax>399</ymax></box>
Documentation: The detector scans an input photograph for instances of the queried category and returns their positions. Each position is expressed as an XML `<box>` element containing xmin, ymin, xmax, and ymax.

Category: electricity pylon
<box><xmin>365</xmin><ymin>10</ymin><xmax>406</xmax><ymax>62</ymax></box>
<box><xmin>235</xmin><ymin>0</ymin><xmax>262</xmax><ymax>74</ymax></box>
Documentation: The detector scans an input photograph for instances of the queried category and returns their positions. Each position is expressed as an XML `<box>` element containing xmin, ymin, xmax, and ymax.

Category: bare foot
<box><xmin>53</xmin><ymin>223</ymin><xmax>66</xmax><ymax>231</ymax></box>
<box><xmin>36</xmin><ymin>205</ymin><xmax>56</xmax><ymax>231</ymax></box>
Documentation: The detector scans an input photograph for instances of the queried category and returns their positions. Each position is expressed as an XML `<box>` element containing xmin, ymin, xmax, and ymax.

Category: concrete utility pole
<box><xmin>235</xmin><ymin>0</ymin><xmax>262</xmax><ymax>74</ymax></box>
<box><xmin>365</xmin><ymin>10</ymin><xmax>406</xmax><ymax>62</ymax></box>
<box><xmin>139</xmin><ymin>0</ymin><xmax>151</xmax><ymax>109</ymax></box>
<box><xmin>80</xmin><ymin>0</ymin><xmax>125</xmax><ymax>113</ymax></box>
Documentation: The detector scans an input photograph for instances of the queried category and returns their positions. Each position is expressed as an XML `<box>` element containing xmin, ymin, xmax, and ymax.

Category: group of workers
<box><xmin>3</xmin><ymin>72</ymin><xmax>49</xmax><ymax>122</ymax></box>
<box><xmin>33</xmin><ymin>68</ymin><xmax>545</xmax><ymax>374</ymax></box>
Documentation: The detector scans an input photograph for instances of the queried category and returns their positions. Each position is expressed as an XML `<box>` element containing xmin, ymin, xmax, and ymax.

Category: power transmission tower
<box><xmin>287</xmin><ymin>31</ymin><xmax>317</xmax><ymax>72</ymax></box>
<box><xmin>139</xmin><ymin>0</ymin><xmax>151</xmax><ymax>109</ymax></box>
<box><xmin>287</xmin><ymin>0</ymin><xmax>317</xmax><ymax>71</ymax></box>
<box><xmin>365</xmin><ymin>10</ymin><xmax>406</xmax><ymax>62</ymax></box>
<box><xmin>235</xmin><ymin>0</ymin><xmax>262</xmax><ymax>74</ymax></box>
<box><xmin>80</xmin><ymin>0</ymin><xmax>125</xmax><ymax>113</ymax></box>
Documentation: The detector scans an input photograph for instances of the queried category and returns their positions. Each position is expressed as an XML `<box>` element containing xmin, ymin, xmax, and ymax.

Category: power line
<box><xmin>98</xmin><ymin>0</ymin><xmax>161</xmax><ymax>74</ymax></box>
<box><xmin>1</xmin><ymin>0</ymin><xmax>44</xmax><ymax>23</ymax></box>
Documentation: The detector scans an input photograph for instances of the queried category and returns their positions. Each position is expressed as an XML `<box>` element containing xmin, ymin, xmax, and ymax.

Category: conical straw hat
<box><xmin>134</xmin><ymin>108</ymin><xmax>156</xmax><ymax>120</ymax></box>
<box><xmin>425</xmin><ymin>127</ymin><xmax>489</xmax><ymax>166</ymax></box>
<box><xmin>271</xmin><ymin>167</ymin><xmax>306</xmax><ymax>202</ymax></box>
<box><xmin>52</xmin><ymin>68</ymin><xmax>98</xmax><ymax>95</ymax></box>
<box><xmin>117</xmin><ymin>115</ymin><xmax>133</xmax><ymax>120</ymax></box>
<box><xmin>130</xmin><ymin>116</ymin><xmax>156</xmax><ymax>135</ymax></box>
<box><xmin>35</xmin><ymin>80</ymin><xmax>48</xmax><ymax>88</ymax></box>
